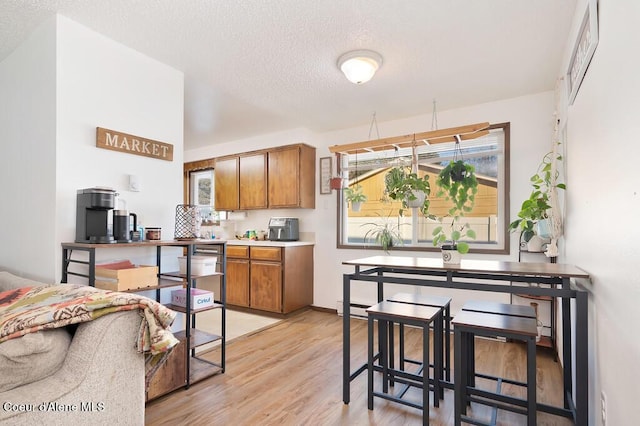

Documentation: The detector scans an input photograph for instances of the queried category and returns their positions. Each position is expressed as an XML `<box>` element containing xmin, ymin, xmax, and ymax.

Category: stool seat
<box><xmin>389</xmin><ymin>292</ymin><xmax>452</xmax><ymax>308</ymax></box>
<box><xmin>388</xmin><ymin>293</ymin><xmax>452</xmax><ymax>385</ymax></box>
<box><xmin>452</xmin><ymin>310</ymin><xmax>538</xmax><ymax>337</ymax></box>
<box><xmin>367</xmin><ymin>301</ymin><xmax>443</xmax><ymax>426</ymax></box>
<box><xmin>461</xmin><ymin>300</ymin><xmax>536</xmax><ymax>319</ymax></box>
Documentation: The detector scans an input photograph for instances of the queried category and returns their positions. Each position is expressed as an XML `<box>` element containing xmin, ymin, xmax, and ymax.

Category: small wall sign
<box><xmin>96</xmin><ymin>127</ymin><xmax>174</xmax><ymax>161</ymax></box>
<box><xmin>566</xmin><ymin>0</ymin><xmax>599</xmax><ymax>105</ymax></box>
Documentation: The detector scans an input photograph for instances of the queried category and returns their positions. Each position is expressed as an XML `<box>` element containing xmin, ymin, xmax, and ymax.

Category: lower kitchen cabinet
<box><xmin>226</xmin><ymin>244</ymin><xmax>313</xmax><ymax>314</ymax></box>
<box><xmin>227</xmin><ymin>258</ymin><xmax>250</xmax><ymax>307</ymax></box>
<box><xmin>250</xmin><ymin>260</ymin><xmax>282</xmax><ymax>312</ymax></box>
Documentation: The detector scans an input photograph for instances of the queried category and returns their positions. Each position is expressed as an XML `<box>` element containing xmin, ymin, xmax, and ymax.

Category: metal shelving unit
<box><xmin>61</xmin><ymin>239</ymin><xmax>227</xmax><ymax>390</ymax></box>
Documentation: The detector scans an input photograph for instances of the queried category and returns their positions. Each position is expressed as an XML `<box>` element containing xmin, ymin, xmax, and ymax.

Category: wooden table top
<box><xmin>343</xmin><ymin>255</ymin><xmax>590</xmax><ymax>279</ymax></box>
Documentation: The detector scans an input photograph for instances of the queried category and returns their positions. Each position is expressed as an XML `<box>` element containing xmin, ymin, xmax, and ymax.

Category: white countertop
<box><xmin>226</xmin><ymin>239</ymin><xmax>314</xmax><ymax>247</ymax></box>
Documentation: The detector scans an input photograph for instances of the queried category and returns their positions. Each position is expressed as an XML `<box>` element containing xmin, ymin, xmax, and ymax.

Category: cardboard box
<box><xmin>178</xmin><ymin>255</ymin><xmax>217</xmax><ymax>276</ymax></box>
<box><xmin>95</xmin><ymin>264</ymin><xmax>158</xmax><ymax>291</ymax></box>
<box><xmin>171</xmin><ymin>288</ymin><xmax>214</xmax><ymax>309</ymax></box>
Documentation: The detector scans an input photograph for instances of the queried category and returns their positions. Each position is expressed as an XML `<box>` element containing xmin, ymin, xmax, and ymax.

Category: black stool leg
<box><xmin>444</xmin><ymin>303</ymin><xmax>451</xmax><ymax>382</ymax></box>
<box><xmin>423</xmin><ymin>321</ymin><xmax>430</xmax><ymax>425</ymax></box>
<box><xmin>454</xmin><ymin>327</ymin><xmax>463</xmax><ymax>426</ymax></box>
<box><xmin>388</xmin><ymin>321</ymin><xmax>395</xmax><ymax>386</ymax></box>
<box><xmin>368</xmin><ymin>315</ymin><xmax>374</xmax><ymax>410</ymax></box>
<box><xmin>381</xmin><ymin>319</ymin><xmax>389</xmax><ymax>394</ymax></box>
<box><xmin>434</xmin><ymin>310</ymin><xmax>444</xmax><ymax>400</ymax></box>
<box><xmin>527</xmin><ymin>336</ymin><xmax>537</xmax><ymax>426</ymax></box>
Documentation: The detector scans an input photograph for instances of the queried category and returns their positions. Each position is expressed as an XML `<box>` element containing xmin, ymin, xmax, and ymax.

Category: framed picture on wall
<box><xmin>566</xmin><ymin>0</ymin><xmax>599</xmax><ymax>105</ymax></box>
<box><xmin>319</xmin><ymin>157</ymin><xmax>332</xmax><ymax>194</ymax></box>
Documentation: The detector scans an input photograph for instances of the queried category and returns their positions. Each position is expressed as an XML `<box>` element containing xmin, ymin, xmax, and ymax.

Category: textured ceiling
<box><xmin>0</xmin><ymin>0</ymin><xmax>577</xmax><ymax>150</ymax></box>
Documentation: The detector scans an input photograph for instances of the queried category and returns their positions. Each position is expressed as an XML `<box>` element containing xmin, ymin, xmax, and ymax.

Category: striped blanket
<box><xmin>0</xmin><ymin>284</ymin><xmax>179</xmax><ymax>386</ymax></box>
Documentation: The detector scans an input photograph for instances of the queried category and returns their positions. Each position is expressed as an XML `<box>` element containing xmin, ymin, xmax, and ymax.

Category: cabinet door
<box><xmin>239</xmin><ymin>153</ymin><xmax>268</xmax><ymax>209</ymax></box>
<box><xmin>249</xmin><ymin>261</ymin><xmax>282</xmax><ymax>313</ymax></box>
<box><xmin>214</xmin><ymin>156</ymin><xmax>239</xmax><ymax>210</ymax></box>
<box><xmin>268</xmin><ymin>147</ymin><xmax>300</xmax><ymax>208</ymax></box>
<box><xmin>227</xmin><ymin>258</ymin><xmax>250</xmax><ymax>307</ymax></box>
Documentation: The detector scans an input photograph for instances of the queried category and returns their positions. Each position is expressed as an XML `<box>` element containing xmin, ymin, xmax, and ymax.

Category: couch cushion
<box><xmin>0</xmin><ymin>328</ymin><xmax>71</xmax><ymax>392</ymax></box>
<box><xmin>0</xmin><ymin>271</ymin><xmax>46</xmax><ymax>292</ymax></box>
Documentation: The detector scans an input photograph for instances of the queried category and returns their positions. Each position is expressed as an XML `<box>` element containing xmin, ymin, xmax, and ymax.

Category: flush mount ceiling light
<box><xmin>337</xmin><ymin>50</ymin><xmax>383</xmax><ymax>84</ymax></box>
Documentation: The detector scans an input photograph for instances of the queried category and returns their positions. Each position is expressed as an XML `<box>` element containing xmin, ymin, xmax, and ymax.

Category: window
<box><xmin>337</xmin><ymin>122</ymin><xmax>510</xmax><ymax>254</ymax></box>
<box><xmin>183</xmin><ymin>160</ymin><xmax>227</xmax><ymax>237</ymax></box>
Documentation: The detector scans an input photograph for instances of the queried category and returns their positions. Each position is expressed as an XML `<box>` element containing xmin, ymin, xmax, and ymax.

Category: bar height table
<box><xmin>341</xmin><ymin>256</ymin><xmax>590</xmax><ymax>425</ymax></box>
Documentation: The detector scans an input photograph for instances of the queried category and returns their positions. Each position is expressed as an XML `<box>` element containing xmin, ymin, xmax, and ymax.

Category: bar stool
<box><xmin>452</xmin><ymin>306</ymin><xmax>538</xmax><ymax>426</ymax></box>
<box><xmin>366</xmin><ymin>301</ymin><xmax>443</xmax><ymax>426</ymax></box>
<box><xmin>387</xmin><ymin>292</ymin><xmax>452</xmax><ymax>397</ymax></box>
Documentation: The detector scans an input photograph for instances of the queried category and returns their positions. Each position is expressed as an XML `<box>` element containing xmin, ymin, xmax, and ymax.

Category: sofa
<box><xmin>0</xmin><ymin>271</ymin><xmax>145</xmax><ymax>425</ymax></box>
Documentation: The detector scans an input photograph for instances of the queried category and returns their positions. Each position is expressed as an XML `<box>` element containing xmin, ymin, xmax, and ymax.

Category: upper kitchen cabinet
<box><xmin>212</xmin><ymin>143</ymin><xmax>316</xmax><ymax>211</ymax></box>
<box><xmin>239</xmin><ymin>152</ymin><xmax>268</xmax><ymax>209</ymax></box>
<box><xmin>268</xmin><ymin>144</ymin><xmax>316</xmax><ymax>209</ymax></box>
<box><xmin>214</xmin><ymin>156</ymin><xmax>239</xmax><ymax>210</ymax></box>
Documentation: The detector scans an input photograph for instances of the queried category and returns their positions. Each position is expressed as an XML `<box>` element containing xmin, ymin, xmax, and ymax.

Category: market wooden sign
<box><xmin>96</xmin><ymin>127</ymin><xmax>173</xmax><ymax>161</ymax></box>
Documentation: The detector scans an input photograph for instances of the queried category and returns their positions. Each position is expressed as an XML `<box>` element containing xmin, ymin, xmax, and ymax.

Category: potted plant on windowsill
<box><xmin>432</xmin><ymin>217</ymin><xmax>476</xmax><ymax>264</ymax></box>
<box><xmin>384</xmin><ymin>167</ymin><xmax>431</xmax><ymax>217</ymax></box>
<box><xmin>509</xmin><ymin>150</ymin><xmax>565</xmax><ymax>248</ymax></box>
<box><xmin>362</xmin><ymin>213</ymin><xmax>405</xmax><ymax>253</ymax></box>
<box><xmin>344</xmin><ymin>184</ymin><xmax>367</xmax><ymax>212</ymax></box>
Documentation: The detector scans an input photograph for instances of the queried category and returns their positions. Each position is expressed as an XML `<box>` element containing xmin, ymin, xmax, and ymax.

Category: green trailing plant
<box><xmin>362</xmin><ymin>213</ymin><xmax>405</xmax><ymax>253</ymax></box>
<box><xmin>432</xmin><ymin>158</ymin><xmax>479</xmax><ymax>254</ymax></box>
<box><xmin>384</xmin><ymin>166</ymin><xmax>431</xmax><ymax>217</ymax></box>
<box><xmin>432</xmin><ymin>217</ymin><xmax>476</xmax><ymax>254</ymax></box>
<box><xmin>509</xmin><ymin>149</ymin><xmax>566</xmax><ymax>242</ymax></box>
<box><xmin>436</xmin><ymin>160</ymin><xmax>478</xmax><ymax>215</ymax></box>
<box><xmin>344</xmin><ymin>184</ymin><xmax>367</xmax><ymax>205</ymax></box>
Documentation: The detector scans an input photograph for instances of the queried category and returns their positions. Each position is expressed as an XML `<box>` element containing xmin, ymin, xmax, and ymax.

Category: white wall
<box><xmin>0</xmin><ymin>16</ymin><xmax>57</xmax><ymax>281</ymax></box>
<box><xmin>185</xmin><ymin>91</ymin><xmax>556</xmax><ymax>312</ymax></box>
<box><xmin>54</xmin><ymin>15</ymin><xmax>185</xmax><ymax>279</ymax></box>
<box><xmin>561</xmin><ymin>0</ymin><xmax>640</xmax><ymax>424</ymax></box>
<box><xmin>0</xmin><ymin>15</ymin><xmax>185</xmax><ymax>283</ymax></box>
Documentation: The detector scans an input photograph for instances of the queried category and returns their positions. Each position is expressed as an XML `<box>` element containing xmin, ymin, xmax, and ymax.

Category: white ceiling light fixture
<box><xmin>337</xmin><ymin>50</ymin><xmax>383</xmax><ymax>84</ymax></box>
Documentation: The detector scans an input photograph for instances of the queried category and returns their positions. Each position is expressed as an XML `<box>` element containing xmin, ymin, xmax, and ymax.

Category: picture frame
<box><xmin>566</xmin><ymin>0</ymin><xmax>599</xmax><ymax>105</ymax></box>
<box><xmin>319</xmin><ymin>157</ymin><xmax>332</xmax><ymax>194</ymax></box>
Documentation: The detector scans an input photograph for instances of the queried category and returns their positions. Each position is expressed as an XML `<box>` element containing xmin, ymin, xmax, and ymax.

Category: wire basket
<box><xmin>174</xmin><ymin>205</ymin><xmax>201</xmax><ymax>240</ymax></box>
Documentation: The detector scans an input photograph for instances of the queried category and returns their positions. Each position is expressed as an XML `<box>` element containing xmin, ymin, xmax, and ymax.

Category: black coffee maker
<box><xmin>75</xmin><ymin>187</ymin><xmax>117</xmax><ymax>243</ymax></box>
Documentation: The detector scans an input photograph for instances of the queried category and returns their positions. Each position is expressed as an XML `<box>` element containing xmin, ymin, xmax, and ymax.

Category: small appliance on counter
<box><xmin>75</xmin><ymin>187</ymin><xmax>117</xmax><ymax>243</ymax></box>
<box><xmin>268</xmin><ymin>217</ymin><xmax>299</xmax><ymax>241</ymax></box>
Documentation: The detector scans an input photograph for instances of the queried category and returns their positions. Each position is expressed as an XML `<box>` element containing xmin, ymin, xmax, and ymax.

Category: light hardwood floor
<box><xmin>145</xmin><ymin>309</ymin><xmax>572</xmax><ymax>426</ymax></box>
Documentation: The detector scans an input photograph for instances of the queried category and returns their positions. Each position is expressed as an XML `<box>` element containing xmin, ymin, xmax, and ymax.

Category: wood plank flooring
<box><xmin>145</xmin><ymin>309</ymin><xmax>572</xmax><ymax>426</ymax></box>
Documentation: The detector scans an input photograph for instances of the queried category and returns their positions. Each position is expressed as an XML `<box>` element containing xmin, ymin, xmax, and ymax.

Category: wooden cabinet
<box><xmin>212</xmin><ymin>143</ymin><xmax>315</xmax><ymax>211</ymax></box>
<box><xmin>226</xmin><ymin>246</ymin><xmax>250</xmax><ymax>307</ymax></box>
<box><xmin>226</xmin><ymin>244</ymin><xmax>313</xmax><ymax>314</ymax></box>
<box><xmin>239</xmin><ymin>153</ymin><xmax>267</xmax><ymax>209</ymax></box>
<box><xmin>214</xmin><ymin>156</ymin><xmax>239</xmax><ymax>210</ymax></box>
<box><xmin>268</xmin><ymin>145</ymin><xmax>315</xmax><ymax>209</ymax></box>
<box><xmin>250</xmin><ymin>260</ymin><xmax>283</xmax><ymax>312</ymax></box>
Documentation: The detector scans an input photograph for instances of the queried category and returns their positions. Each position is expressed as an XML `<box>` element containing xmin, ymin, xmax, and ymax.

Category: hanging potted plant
<box><xmin>344</xmin><ymin>184</ymin><xmax>367</xmax><ymax>212</ymax></box>
<box><xmin>436</xmin><ymin>160</ymin><xmax>478</xmax><ymax>215</ymax></box>
<box><xmin>509</xmin><ymin>150</ymin><xmax>566</xmax><ymax>247</ymax></box>
<box><xmin>384</xmin><ymin>166</ymin><xmax>431</xmax><ymax>217</ymax></box>
<box><xmin>432</xmin><ymin>141</ymin><xmax>479</xmax><ymax>261</ymax></box>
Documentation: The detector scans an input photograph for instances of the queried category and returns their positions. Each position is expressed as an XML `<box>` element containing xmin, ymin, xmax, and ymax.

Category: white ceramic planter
<box><xmin>405</xmin><ymin>190</ymin><xmax>426</xmax><ymax>208</ymax></box>
<box><xmin>441</xmin><ymin>246</ymin><xmax>461</xmax><ymax>264</ymax></box>
<box><xmin>350</xmin><ymin>201</ymin><xmax>362</xmax><ymax>212</ymax></box>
